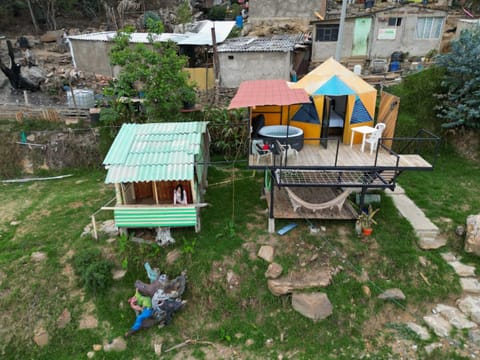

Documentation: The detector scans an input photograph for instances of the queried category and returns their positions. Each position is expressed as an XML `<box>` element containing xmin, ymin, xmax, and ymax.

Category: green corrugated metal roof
<box><xmin>103</xmin><ymin>122</ymin><xmax>208</xmax><ymax>183</ymax></box>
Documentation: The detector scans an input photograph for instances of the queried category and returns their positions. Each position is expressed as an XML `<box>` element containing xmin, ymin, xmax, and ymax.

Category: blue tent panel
<box><xmin>291</xmin><ymin>100</ymin><xmax>320</xmax><ymax>124</ymax></box>
<box><xmin>351</xmin><ymin>96</ymin><xmax>372</xmax><ymax>124</ymax></box>
<box><xmin>313</xmin><ymin>75</ymin><xmax>356</xmax><ymax>96</ymax></box>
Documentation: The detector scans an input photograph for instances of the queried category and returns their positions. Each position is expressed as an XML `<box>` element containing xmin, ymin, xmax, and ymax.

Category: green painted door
<box><xmin>352</xmin><ymin>18</ymin><xmax>372</xmax><ymax>56</ymax></box>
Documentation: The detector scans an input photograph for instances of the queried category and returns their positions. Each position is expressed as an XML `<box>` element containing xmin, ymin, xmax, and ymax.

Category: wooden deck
<box><xmin>265</xmin><ymin>187</ymin><xmax>358</xmax><ymax>220</ymax></box>
<box><xmin>249</xmin><ymin>142</ymin><xmax>432</xmax><ymax>169</ymax></box>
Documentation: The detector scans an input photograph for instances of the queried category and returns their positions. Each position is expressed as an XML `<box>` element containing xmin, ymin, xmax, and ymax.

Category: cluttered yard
<box><xmin>1</xmin><ymin>144</ymin><xmax>480</xmax><ymax>359</ymax></box>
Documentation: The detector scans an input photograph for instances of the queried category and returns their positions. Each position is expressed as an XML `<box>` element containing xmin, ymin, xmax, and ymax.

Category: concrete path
<box><xmin>385</xmin><ymin>185</ymin><xmax>446</xmax><ymax>249</ymax></box>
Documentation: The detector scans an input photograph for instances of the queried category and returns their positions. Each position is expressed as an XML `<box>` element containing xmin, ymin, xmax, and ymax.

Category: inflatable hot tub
<box><xmin>258</xmin><ymin>125</ymin><xmax>304</xmax><ymax>151</ymax></box>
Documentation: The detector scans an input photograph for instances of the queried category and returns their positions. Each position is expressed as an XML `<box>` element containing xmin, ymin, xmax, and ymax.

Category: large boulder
<box><xmin>292</xmin><ymin>292</ymin><xmax>333</xmax><ymax>321</ymax></box>
<box><xmin>267</xmin><ymin>268</ymin><xmax>331</xmax><ymax>296</ymax></box>
<box><xmin>465</xmin><ymin>215</ymin><xmax>480</xmax><ymax>256</ymax></box>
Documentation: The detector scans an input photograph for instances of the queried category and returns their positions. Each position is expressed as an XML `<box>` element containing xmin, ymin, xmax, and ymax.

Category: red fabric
<box><xmin>228</xmin><ymin>79</ymin><xmax>310</xmax><ymax>109</ymax></box>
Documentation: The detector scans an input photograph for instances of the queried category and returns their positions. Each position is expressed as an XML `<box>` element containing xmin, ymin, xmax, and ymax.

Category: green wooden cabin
<box><xmin>103</xmin><ymin>122</ymin><xmax>210</xmax><ymax>232</ymax></box>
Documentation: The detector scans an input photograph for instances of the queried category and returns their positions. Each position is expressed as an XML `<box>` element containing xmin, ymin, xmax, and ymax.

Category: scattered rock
<box><xmin>448</xmin><ymin>261</ymin><xmax>476</xmax><ymax>277</ymax></box>
<box><xmin>265</xmin><ymin>338</ymin><xmax>274</xmax><ymax>348</ymax></box>
<box><xmin>154</xmin><ymin>343</ymin><xmax>162</xmax><ymax>355</ymax></box>
<box><xmin>87</xmin><ymin>351</ymin><xmax>95</xmax><ymax>359</ymax></box>
<box><xmin>245</xmin><ymin>339</ymin><xmax>254</xmax><ymax>347</ymax></box>
<box><xmin>457</xmin><ymin>295</ymin><xmax>480</xmax><ymax>323</ymax></box>
<box><xmin>460</xmin><ymin>278</ymin><xmax>480</xmax><ymax>294</ymax></box>
<box><xmin>407</xmin><ymin>322</ymin><xmax>430</xmax><ymax>341</ymax></box>
<box><xmin>112</xmin><ymin>269</ymin><xmax>127</xmax><ymax>280</ymax></box>
<box><xmin>465</xmin><ymin>214</ymin><xmax>480</xmax><ymax>256</ymax></box>
<box><xmin>418</xmin><ymin>256</ymin><xmax>430</xmax><ymax>267</ymax></box>
<box><xmin>424</xmin><ymin>342</ymin><xmax>442</xmax><ymax>355</ymax></box>
<box><xmin>106</xmin><ymin>237</ymin><xmax>116</xmax><ymax>244</ymax></box>
<box><xmin>226</xmin><ymin>270</ymin><xmax>240</xmax><ymax>289</ymax></box>
<box><xmin>33</xmin><ymin>326</ymin><xmax>49</xmax><ymax>347</ymax></box>
<box><xmin>103</xmin><ymin>336</ymin><xmax>127</xmax><ymax>352</ymax></box>
<box><xmin>93</xmin><ymin>344</ymin><xmax>102</xmax><ymax>351</ymax></box>
<box><xmin>456</xmin><ymin>225</ymin><xmax>465</xmax><ymax>237</ymax></box>
<box><xmin>258</xmin><ymin>245</ymin><xmax>275</xmax><ymax>263</ymax></box>
<box><xmin>362</xmin><ymin>285</ymin><xmax>371</xmax><ymax>298</ymax></box>
<box><xmin>268</xmin><ymin>268</ymin><xmax>332</xmax><ymax>296</ymax></box>
<box><xmin>469</xmin><ymin>328</ymin><xmax>480</xmax><ymax>345</ymax></box>
<box><xmin>265</xmin><ymin>263</ymin><xmax>283</xmax><ymax>279</ymax></box>
<box><xmin>99</xmin><ymin>220</ymin><xmax>118</xmax><ymax>237</ymax></box>
<box><xmin>423</xmin><ymin>314</ymin><xmax>452</xmax><ymax>337</ymax></box>
<box><xmin>40</xmin><ymin>30</ymin><xmax>64</xmax><ymax>43</ymax></box>
<box><xmin>79</xmin><ymin>314</ymin><xmax>98</xmax><ymax>329</ymax></box>
<box><xmin>292</xmin><ymin>292</ymin><xmax>333</xmax><ymax>321</ymax></box>
<box><xmin>166</xmin><ymin>249</ymin><xmax>181</xmax><ymax>264</ymax></box>
<box><xmin>434</xmin><ymin>304</ymin><xmax>477</xmax><ymax>329</ymax></box>
<box><xmin>31</xmin><ymin>251</ymin><xmax>47</xmax><ymax>262</ymax></box>
<box><xmin>10</xmin><ymin>220</ymin><xmax>21</xmax><ymax>226</ymax></box>
<box><xmin>56</xmin><ymin>308</ymin><xmax>71</xmax><ymax>329</ymax></box>
<box><xmin>378</xmin><ymin>288</ymin><xmax>406</xmax><ymax>301</ymax></box>
<box><xmin>441</xmin><ymin>252</ymin><xmax>457</xmax><ymax>262</ymax></box>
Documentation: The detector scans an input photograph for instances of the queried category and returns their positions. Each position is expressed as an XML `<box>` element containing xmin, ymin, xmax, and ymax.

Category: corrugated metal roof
<box><xmin>217</xmin><ymin>34</ymin><xmax>304</xmax><ymax>53</ymax></box>
<box><xmin>228</xmin><ymin>79</ymin><xmax>310</xmax><ymax>109</ymax></box>
<box><xmin>68</xmin><ymin>21</ymin><xmax>235</xmax><ymax>46</ymax></box>
<box><xmin>103</xmin><ymin>122</ymin><xmax>208</xmax><ymax>183</ymax></box>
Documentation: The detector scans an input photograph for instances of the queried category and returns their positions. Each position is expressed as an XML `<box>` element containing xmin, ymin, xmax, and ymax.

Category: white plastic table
<box><xmin>350</xmin><ymin>126</ymin><xmax>376</xmax><ymax>152</ymax></box>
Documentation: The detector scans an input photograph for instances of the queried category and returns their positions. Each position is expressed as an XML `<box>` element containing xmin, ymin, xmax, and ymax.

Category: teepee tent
<box><xmin>290</xmin><ymin>57</ymin><xmax>377</xmax><ymax>145</ymax></box>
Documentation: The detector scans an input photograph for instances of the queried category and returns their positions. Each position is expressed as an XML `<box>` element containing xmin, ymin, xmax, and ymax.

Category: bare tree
<box><xmin>25</xmin><ymin>0</ymin><xmax>40</xmax><ymax>34</ymax></box>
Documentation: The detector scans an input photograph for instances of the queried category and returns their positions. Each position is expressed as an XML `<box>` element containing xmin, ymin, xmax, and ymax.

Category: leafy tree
<box><xmin>176</xmin><ymin>0</ymin><xmax>192</xmax><ymax>31</ymax></box>
<box><xmin>435</xmin><ymin>26</ymin><xmax>480</xmax><ymax>129</ymax></box>
<box><xmin>104</xmin><ymin>23</ymin><xmax>194</xmax><ymax>124</ymax></box>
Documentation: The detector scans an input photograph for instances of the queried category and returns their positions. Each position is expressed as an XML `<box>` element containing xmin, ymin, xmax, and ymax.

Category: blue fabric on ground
<box><xmin>131</xmin><ymin>307</ymin><xmax>153</xmax><ymax>331</ymax></box>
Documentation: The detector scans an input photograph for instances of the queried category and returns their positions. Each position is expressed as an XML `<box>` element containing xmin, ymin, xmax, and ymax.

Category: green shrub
<box><xmin>73</xmin><ymin>248</ymin><xmax>101</xmax><ymax>276</ymax></box>
<box><xmin>83</xmin><ymin>260</ymin><xmax>113</xmax><ymax>293</ymax></box>
<box><xmin>208</xmin><ymin>5</ymin><xmax>227</xmax><ymax>20</ymax></box>
<box><xmin>73</xmin><ymin>248</ymin><xmax>113</xmax><ymax>293</ymax></box>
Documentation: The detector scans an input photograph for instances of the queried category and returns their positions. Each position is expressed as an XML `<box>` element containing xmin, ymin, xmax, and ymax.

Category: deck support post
<box><xmin>360</xmin><ymin>186</ymin><xmax>367</xmax><ymax>209</ymax></box>
<box><xmin>268</xmin><ymin>170</ymin><xmax>275</xmax><ymax>233</ymax></box>
<box><xmin>115</xmin><ymin>183</ymin><xmax>123</xmax><ymax>205</ymax></box>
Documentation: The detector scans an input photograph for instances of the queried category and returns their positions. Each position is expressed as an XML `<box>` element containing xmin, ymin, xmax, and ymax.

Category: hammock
<box><xmin>285</xmin><ymin>187</ymin><xmax>352</xmax><ymax>213</ymax></box>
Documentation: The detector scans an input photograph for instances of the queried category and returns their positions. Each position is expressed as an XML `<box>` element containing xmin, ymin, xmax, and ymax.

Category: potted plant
<box><xmin>357</xmin><ymin>204</ymin><xmax>380</xmax><ymax>236</ymax></box>
<box><xmin>181</xmin><ymin>86</ymin><xmax>196</xmax><ymax>110</ymax></box>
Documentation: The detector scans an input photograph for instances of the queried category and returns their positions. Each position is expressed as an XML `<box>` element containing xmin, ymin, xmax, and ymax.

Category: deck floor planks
<box><xmin>250</xmin><ymin>143</ymin><xmax>432</xmax><ymax>169</ymax></box>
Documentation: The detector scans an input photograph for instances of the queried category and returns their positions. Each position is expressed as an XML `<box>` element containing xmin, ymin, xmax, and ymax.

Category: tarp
<box><xmin>228</xmin><ymin>79</ymin><xmax>310</xmax><ymax>109</ymax></box>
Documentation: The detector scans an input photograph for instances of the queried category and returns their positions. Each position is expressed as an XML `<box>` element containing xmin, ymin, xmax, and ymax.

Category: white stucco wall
<box><xmin>218</xmin><ymin>51</ymin><xmax>291</xmax><ymax>88</ymax></box>
<box><xmin>369</xmin><ymin>7</ymin><xmax>446</xmax><ymax>59</ymax></box>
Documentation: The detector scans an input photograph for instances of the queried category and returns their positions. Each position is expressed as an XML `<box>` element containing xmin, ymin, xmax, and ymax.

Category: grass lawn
<box><xmin>0</xmin><ymin>144</ymin><xmax>478</xmax><ymax>359</ymax></box>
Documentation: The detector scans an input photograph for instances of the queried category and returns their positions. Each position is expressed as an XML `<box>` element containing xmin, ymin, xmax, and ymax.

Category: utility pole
<box><xmin>335</xmin><ymin>0</ymin><xmax>348</xmax><ymax>61</ymax></box>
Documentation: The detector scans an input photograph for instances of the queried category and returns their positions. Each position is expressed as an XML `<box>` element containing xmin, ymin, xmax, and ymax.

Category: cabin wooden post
<box><xmin>190</xmin><ymin>179</ymin><xmax>197</xmax><ymax>204</ymax></box>
<box><xmin>152</xmin><ymin>181</ymin><xmax>159</xmax><ymax>204</ymax></box>
<box><xmin>114</xmin><ymin>183</ymin><xmax>123</xmax><ymax>205</ymax></box>
<box><xmin>91</xmin><ymin>215</ymin><xmax>98</xmax><ymax>240</ymax></box>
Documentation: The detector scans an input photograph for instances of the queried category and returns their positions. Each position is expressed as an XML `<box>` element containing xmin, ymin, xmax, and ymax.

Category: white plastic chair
<box><xmin>366</xmin><ymin>123</ymin><xmax>386</xmax><ymax>154</ymax></box>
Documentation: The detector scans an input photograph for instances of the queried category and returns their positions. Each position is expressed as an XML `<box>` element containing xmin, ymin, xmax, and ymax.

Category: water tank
<box><xmin>66</xmin><ymin>89</ymin><xmax>95</xmax><ymax>108</ymax></box>
<box><xmin>353</xmin><ymin>64</ymin><xmax>362</xmax><ymax>75</ymax></box>
<box><xmin>389</xmin><ymin>61</ymin><xmax>400</xmax><ymax>72</ymax></box>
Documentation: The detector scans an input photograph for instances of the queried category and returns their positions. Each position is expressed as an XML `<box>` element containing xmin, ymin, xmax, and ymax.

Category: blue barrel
<box><xmin>389</xmin><ymin>61</ymin><xmax>400</xmax><ymax>72</ymax></box>
<box><xmin>236</xmin><ymin>15</ymin><xmax>243</xmax><ymax>28</ymax></box>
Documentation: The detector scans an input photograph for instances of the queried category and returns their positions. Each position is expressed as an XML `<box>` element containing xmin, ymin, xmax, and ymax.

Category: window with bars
<box><xmin>315</xmin><ymin>24</ymin><xmax>339</xmax><ymax>42</ymax></box>
<box><xmin>416</xmin><ymin>17</ymin><xmax>443</xmax><ymax>39</ymax></box>
<box><xmin>388</xmin><ymin>17</ymin><xmax>402</xmax><ymax>26</ymax></box>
